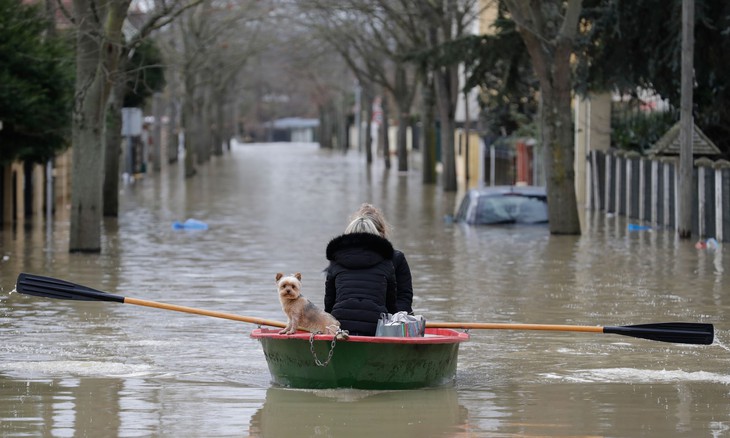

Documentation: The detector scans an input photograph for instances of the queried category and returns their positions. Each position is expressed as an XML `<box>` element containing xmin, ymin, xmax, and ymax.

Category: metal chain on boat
<box><xmin>309</xmin><ymin>330</ymin><xmax>343</xmax><ymax>367</ymax></box>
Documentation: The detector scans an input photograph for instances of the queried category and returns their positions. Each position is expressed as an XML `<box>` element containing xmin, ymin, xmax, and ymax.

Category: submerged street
<box><xmin>1</xmin><ymin>142</ymin><xmax>729</xmax><ymax>437</ymax></box>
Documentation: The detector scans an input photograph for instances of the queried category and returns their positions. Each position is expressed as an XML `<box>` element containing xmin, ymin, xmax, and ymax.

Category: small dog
<box><xmin>276</xmin><ymin>272</ymin><xmax>340</xmax><ymax>335</ymax></box>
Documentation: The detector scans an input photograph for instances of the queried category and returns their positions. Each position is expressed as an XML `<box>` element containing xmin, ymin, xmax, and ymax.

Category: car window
<box><xmin>514</xmin><ymin>196</ymin><xmax>548</xmax><ymax>224</ymax></box>
<box><xmin>475</xmin><ymin>196</ymin><xmax>513</xmax><ymax>224</ymax></box>
<box><xmin>475</xmin><ymin>194</ymin><xmax>548</xmax><ymax>225</ymax></box>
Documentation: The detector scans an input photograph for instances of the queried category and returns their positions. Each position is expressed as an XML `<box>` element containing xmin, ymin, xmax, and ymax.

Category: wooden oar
<box><xmin>15</xmin><ymin>273</ymin><xmax>714</xmax><ymax>345</ymax></box>
<box><xmin>426</xmin><ymin>321</ymin><xmax>714</xmax><ymax>345</ymax></box>
<box><xmin>15</xmin><ymin>272</ymin><xmax>287</xmax><ymax>329</ymax></box>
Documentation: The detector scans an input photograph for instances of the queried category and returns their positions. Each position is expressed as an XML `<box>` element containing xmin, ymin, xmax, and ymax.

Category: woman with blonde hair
<box><xmin>324</xmin><ymin>216</ymin><xmax>397</xmax><ymax>336</ymax></box>
<box><xmin>354</xmin><ymin>203</ymin><xmax>414</xmax><ymax>314</ymax></box>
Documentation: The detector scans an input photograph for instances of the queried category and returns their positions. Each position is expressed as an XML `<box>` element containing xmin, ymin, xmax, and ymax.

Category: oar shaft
<box><xmin>16</xmin><ymin>273</ymin><xmax>712</xmax><ymax>344</ymax></box>
<box><xmin>123</xmin><ymin>297</ymin><xmax>287</xmax><ymax>328</ymax></box>
<box><xmin>427</xmin><ymin>322</ymin><xmax>604</xmax><ymax>333</ymax></box>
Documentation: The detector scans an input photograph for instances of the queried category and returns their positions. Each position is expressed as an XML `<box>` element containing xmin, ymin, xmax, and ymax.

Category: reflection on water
<box><xmin>249</xmin><ymin>387</ymin><xmax>468</xmax><ymax>437</ymax></box>
<box><xmin>1</xmin><ymin>142</ymin><xmax>730</xmax><ymax>436</ymax></box>
<box><xmin>0</xmin><ymin>376</ymin><xmax>265</xmax><ymax>437</ymax></box>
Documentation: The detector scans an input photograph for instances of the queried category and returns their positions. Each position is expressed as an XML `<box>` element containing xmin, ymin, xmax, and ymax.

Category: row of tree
<box><xmin>294</xmin><ymin>0</ymin><xmax>730</xmax><ymax>235</ymax></box>
<box><xmin>292</xmin><ymin>0</ymin><xmax>581</xmax><ymax>232</ymax></box>
<box><xmin>3</xmin><ymin>0</ymin><xmax>730</xmax><ymax>252</ymax></box>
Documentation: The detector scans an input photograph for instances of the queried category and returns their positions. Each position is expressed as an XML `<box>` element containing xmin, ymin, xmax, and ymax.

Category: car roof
<box><xmin>466</xmin><ymin>185</ymin><xmax>546</xmax><ymax>198</ymax></box>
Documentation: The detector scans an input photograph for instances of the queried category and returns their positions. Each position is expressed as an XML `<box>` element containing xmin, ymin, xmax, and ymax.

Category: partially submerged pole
<box><xmin>677</xmin><ymin>0</ymin><xmax>694</xmax><ymax>238</ymax></box>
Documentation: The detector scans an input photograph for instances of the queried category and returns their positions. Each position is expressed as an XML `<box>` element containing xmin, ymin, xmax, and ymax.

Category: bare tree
<box><xmin>414</xmin><ymin>0</ymin><xmax>481</xmax><ymax>191</ymax></box>
<box><xmin>69</xmin><ymin>0</ymin><xmax>130</xmax><ymax>252</ymax></box>
<box><xmin>103</xmin><ymin>67</ymin><xmax>126</xmax><ymax>218</ymax></box>
<box><xmin>297</xmin><ymin>0</ymin><xmax>420</xmax><ymax>170</ymax></box>
<box><xmin>155</xmin><ymin>0</ymin><xmax>268</xmax><ymax>176</ymax></box>
<box><xmin>69</xmin><ymin>0</ymin><xmax>201</xmax><ymax>252</ymax></box>
<box><xmin>503</xmin><ymin>0</ymin><xmax>581</xmax><ymax>234</ymax></box>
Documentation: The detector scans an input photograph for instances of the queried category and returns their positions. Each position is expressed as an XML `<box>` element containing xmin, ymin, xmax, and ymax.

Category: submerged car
<box><xmin>453</xmin><ymin>186</ymin><xmax>548</xmax><ymax>225</ymax></box>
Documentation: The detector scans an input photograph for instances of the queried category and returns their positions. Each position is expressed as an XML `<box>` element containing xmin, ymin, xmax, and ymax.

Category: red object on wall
<box><xmin>515</xmin><ymin>140</ymin><xmax>532</xmax><ymax>185</ymax></box>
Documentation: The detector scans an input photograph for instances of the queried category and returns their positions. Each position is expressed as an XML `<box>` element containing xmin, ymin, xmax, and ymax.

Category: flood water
<box><xmin>1</xmin><ymin>142</ymin><xmax>729</xmax><ymax>437</ymax></box>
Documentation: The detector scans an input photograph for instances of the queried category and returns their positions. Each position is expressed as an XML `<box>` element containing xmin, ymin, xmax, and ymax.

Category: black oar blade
<box><xmin>16</xmin><ymin>273</ymin><xmax>124</xmax><ymax>303</ymax></box>
<box><xmin>604</xmin><ymin>322</ymin><xmax>714</xmax><ymax>345</ymax></box>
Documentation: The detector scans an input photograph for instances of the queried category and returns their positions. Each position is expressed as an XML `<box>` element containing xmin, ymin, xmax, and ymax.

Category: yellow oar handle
<box><xmin>426</xmin><ymin>322</ymin><xmax>604</xmax><ymax>333</ymax></box>
<box><xmin>124</xmin><ymin>297</ymin><xmax>288</xmax><ymax>329</ymax></box>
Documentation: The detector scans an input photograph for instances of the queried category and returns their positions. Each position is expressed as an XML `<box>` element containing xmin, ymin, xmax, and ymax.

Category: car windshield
<box><xmin>474</xmin><ymin>194</ymin><xmax>548</xmax><ymax>225</ymax></box>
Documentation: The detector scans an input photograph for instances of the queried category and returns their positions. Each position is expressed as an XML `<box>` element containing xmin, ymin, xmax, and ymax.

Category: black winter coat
<box><xmin>393</xmin><ymin>249</ymin><xmax>413</xmax><ymax>314</ymax></box>
<box><xmin>324</xmin><ymin>232</ymin><xmax>397</xmax><ymax>336</ymax></box>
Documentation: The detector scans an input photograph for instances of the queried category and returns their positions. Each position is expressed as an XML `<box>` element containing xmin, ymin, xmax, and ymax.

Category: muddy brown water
<box><xmin>1</xmin><ymin>142</ymin><xmax>729</xmax><ymax>437</ymax></box>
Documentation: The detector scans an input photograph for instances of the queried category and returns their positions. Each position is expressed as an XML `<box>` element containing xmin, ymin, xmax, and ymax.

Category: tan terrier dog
<box><xmin>276</xmin><ymin>272</ymin><xmax>340</xmax><ymax>335</ymax></box>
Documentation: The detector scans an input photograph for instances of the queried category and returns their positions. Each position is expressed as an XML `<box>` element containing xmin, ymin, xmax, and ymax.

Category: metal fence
<box><xmin>587</xmin><ymin>150</ymin><xmax>730</xmax><ymax>242</ymax></box>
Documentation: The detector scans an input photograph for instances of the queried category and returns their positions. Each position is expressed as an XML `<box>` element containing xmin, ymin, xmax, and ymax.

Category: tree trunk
<box><xmin>196</xmin><ymin>86</ymin><xmax>209</xmax><ymax>164</ymax></box>
<box><xmin>167</xmin><ymin>98</ymin><xmax>179</xmax><ymax>164</ymax></box>
<box><xmin>678</xmin><ymin>0</ymin><xmax>694</xmax><ymax>238</ymax></box>
<box><xmin>318</xmin><ymin>103</ymin><xmax>333</xmax><ymax>149</ymax></box>
<box><xmin>212</xmin><ymin>95</ymin><xmax>225</xmax><ymax>156</ymax></box>
<box><xmin>539</xmin><ymin>84</ymin><xmax>580</xmax><ymax>234</ymax></box>
<box><xmin>166</xmin><ymin>56</ymin><xmax>181</xmax><ymax>164</ymax></box>
<box><xmin>363</xmin><ymin>90</ymin><xmax>373</xmax><ymax>165</ymax></box>
<box><xmin>339</xmin><ymin>92</ymin><xmax>348</xmax><ymax>152</ymax></box>
<box><xmin>182</xmin><ymin>84</ymin><xmax>197</xmax><ymax>178</ymax></box>
<box><xmin>427</xmin><ymin>12</ymin><xmax>458</xmax><ymax>192</ymax></box>
<box><xmin>381</xmin><ymin>94</ymin><xmax>391</xmax><ymax>169</ymax></box>
<box><xmin>203</xmin><ymin>85</ymin><xmax>214</xmax><ymax>161</ymax></box>
<box><xmin>396</xmin><ymin>108</ymin><xmax>408</xmax><ymax>172</ymax></box>
<box><xmin>434</xmin><ymin>68</ymin><xmax>457</xmax><ymax>191</ymax></box>
<box><xmin>395</xmin><ymin>65</ymin><xmax>409</xmax><ymax>172</ymax></box>
<box><xmin>69</xmin><ymin>0</ymin><xmax>130</xmax><ymax>252</ymax></box>
<box><xmin>70</xmin><ymin>98</ymin><xmax>105</xmax><ymax>252</ymax></box>
<box><xmin>506</xmin><ymin>0</ymin><xmax>582</xmax><ymax>235</ymax></box>
<box><xmin>421</xmin><ymin>73</ymin><xmax>437</xmax><ymax>184</ymax></box>
<box><xmin>151</xmin><ymin>93</ymin><xmax>163</xmax><ymax>170</ymax></box>
<box><xmin>103</xmin><ymin>78</ymin><xmax>125</xmax><ymax>218</ymax></box>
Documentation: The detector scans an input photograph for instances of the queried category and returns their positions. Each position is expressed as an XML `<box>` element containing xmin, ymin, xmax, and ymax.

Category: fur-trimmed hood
<box><xmin>324</xmin><ymin>232</ymin><xmax>397</xmax><ymax>336</ymax></box>
<box><xmin>326</xmin><ymin>232</ymin><xmax>394</xmax><ymax>268</ymax></box>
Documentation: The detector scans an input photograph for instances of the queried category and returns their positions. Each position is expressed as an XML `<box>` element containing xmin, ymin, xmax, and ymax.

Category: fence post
<box><xmin>716</xmin><ymin>167</ymin><xmax>723</xmax><ymax>241</ymax></box>
<box><xmin>697</xmin><ymin>163</ymin><xmax>706</xmax><ymax>239</ymax></box>
<box><xmin>724</xmin><ymin>166</ymin><xmax>730</xmax><ymax>242</ymax></box>
<box><xmin>674</xmin><ymin>159</ymin><xmax>680</xmax><ymax>229</ymax></box>
<box><xmin>714</xmin><ymin>160</ymin><xmax>730</xmax><ymax>242</ymax></box>
<box><xmin>638</xmin><ymin>157</ymin><xmax>645</xmax><ymax>221</ymax></box>
<box><xmin>625</xmin><ymin>154</ymin><xmax>632</xmax><ymax>217</ymax></box>
<box><xmin>591</xmin><ymin>150</ymin><xmax>602</xmax><ymax>211</ymax></box>
<box><xmin>604</xmin><ymin>152</ymin><xmax>613</xmax><ymax>212</ymax></box>
<box><xmin>597</xmin><ymin>153</ymin><xmax>728</xmax><ymax>241</ymax></box>
<box><xmin>489</xmin><ymin>145</ymin><xmax>496</xmax><ymax>187</ymax></box>
<box><xmin>662</xmin><ymin>159</ymin><xmax>672</xmax><ymax>228</ymax></box>
<box><xmin>615</xmin><ymin>153</ymin><xmax>623</xmax><ymax>215</ymax></box>
<box><xmin>651</xmin><ymin>159</ymin><xmax>659</xmax><ymax>225</ymax></box>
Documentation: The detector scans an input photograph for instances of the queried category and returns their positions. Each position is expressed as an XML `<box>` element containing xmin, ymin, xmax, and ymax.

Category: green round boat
<box><xmin>251</xmin><ymin>328</ymin><xmax>469</xmax><ymax>390</ymax></box>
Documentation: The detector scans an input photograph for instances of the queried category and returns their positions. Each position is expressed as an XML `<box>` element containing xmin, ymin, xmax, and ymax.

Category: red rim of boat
<box><xmin>250</xmin><ymin>327</ymin><xmax>469</xmax><ymax>343</ymax></box>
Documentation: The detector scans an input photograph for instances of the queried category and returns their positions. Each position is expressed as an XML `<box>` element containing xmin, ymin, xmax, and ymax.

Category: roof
<box><xmin>647</xmin><ymin>121</ymin><xmax>722</xmax><ymax>156</ymax></box>
<box><xmin>468</xmin><ymin>185</ymin><xmax>546</xmax><ymax>196</ymax></box>
<box><xmin>267</xmin><ymin>118</ymin><xmax>319</xmax><ymax>129</ymax></box>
